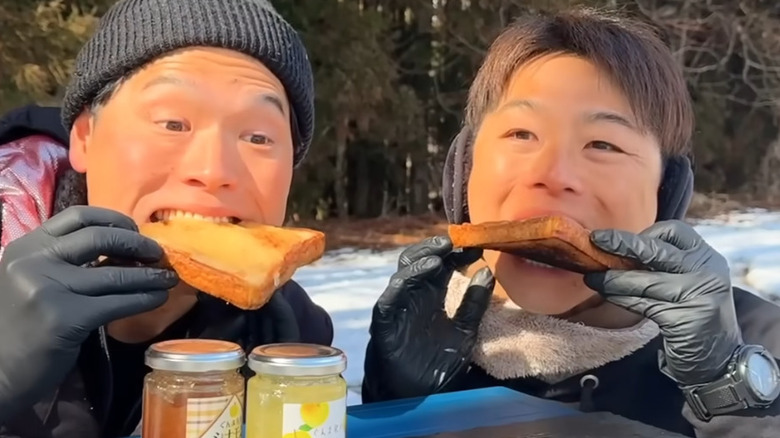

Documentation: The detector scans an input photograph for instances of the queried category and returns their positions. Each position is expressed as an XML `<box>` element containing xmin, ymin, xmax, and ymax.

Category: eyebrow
<box><xmin>498</xmin><ymin>99</ymin><xmax>638</xmax><ymax>131</ymax></box>
<box><xmin>142</xmin><ymin>75</ymin><xmax>287</xmax><ymax>116</ymax></box>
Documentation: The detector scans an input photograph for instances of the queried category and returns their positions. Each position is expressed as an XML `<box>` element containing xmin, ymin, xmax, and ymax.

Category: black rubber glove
<box><xmin>362</xmin><ymin>236</ymin><xmax>494</xmax><ymax>402</ymax></box>
<box><xmin>583</xmin><ymin>220</ymin><xmax>740</xmax><ymax>386</ymax></box>
<box><xmin>0</xmin><ymin>206</ymin><xmax>178</xmax><ymax>423</ymax></box>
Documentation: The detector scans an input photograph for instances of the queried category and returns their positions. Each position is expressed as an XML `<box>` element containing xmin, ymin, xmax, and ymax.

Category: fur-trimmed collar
<box><xmin>443</xmin><ymin>271</ymin><xmax>659</xmax><ymax>382</ymax></box>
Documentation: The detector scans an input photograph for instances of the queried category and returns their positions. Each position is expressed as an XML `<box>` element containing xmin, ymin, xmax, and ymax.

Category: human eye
<box><xmin>505</xmin><ymin>129</ymin><xmax>538</xmax><ymax>141</ymax></box>
<box><xmin>240</xmin><ymin>133</ymin><xmax>274</xmax><ymax>146</ymax></box>
<box><xmin>587</xmin><ymin>140</ymin><xmax>624</xmax><ymax>153</ymax></box>
<box><xmin>154</xmin><ymin>120</ymin><xmax>190</xmax><ymax>132</ymax></box>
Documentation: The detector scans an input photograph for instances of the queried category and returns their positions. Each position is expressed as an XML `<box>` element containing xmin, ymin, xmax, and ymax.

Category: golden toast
<box><xmin>139</xmin><ymin>220</ymin><xmax>325</xmax><ymax>309</ymax></box>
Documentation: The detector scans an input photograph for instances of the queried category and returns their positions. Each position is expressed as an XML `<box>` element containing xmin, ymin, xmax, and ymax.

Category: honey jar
<box><xmin>245</xmin><ymin>343</ymin><xmax>348</xmax><ymax>438</ymax></box>
<box><xmin>141</xmin><ymin>339</ymin><xmax>246</xmax><ymax>438</ymax></box>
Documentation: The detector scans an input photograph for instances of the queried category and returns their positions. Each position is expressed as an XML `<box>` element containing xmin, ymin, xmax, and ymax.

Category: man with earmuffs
<box><xmin>361</xmin><ymin>7</ymin><xmax>780</xmax><ymax>438</ymax></box>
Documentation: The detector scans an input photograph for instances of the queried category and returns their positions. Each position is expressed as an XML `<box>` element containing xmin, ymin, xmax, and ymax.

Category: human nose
<box><xmin>174</xmin><ymin>130</ymin><xmax>239</xmax><ymax>192</ymax></box>
<box><xmin>523</xmin><ymin>141</ymin><xmax>584</xmax><ymax>196</ymax></box>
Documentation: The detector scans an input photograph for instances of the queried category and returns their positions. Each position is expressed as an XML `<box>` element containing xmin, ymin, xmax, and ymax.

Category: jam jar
<box><xmin>246</xmin><ymin>343</ymin><xmax>347</xmax><ymax>438</ymax></box>
<box><xmin>142</xmin><ymin>339</ymin><xmax>246</xmax><ymax>438</ymax></box>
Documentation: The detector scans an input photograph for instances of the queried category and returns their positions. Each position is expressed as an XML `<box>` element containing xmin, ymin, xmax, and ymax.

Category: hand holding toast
<box><xmin>583</xmin><ymin>220</ymin><xmax>740</xmax><ymax>386</ymax></box>
<box><xmin>362</xmin><ymin>236</ymin><xmax>494</xmax><ymax>401</ymax></box>
<box><xmin>0</xmin><ymin>206</ymin><xmax>178</xmax><ymax>422</ymax></box>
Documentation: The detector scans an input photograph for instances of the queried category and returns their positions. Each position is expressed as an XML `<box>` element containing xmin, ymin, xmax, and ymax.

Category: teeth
<box><xmin>525</xmin><ymin>259</ymin><xmax>555</xmax><ymax>269</ymax></box>
<box><xmin>273</xmin><ymin>272</ymin><xmax>281</xmax><ymax>288</ymax></box>
<box><xmin>153</xmin><ymin>210</ymin><xmax>232</xmax><ymax>223</ymax></box>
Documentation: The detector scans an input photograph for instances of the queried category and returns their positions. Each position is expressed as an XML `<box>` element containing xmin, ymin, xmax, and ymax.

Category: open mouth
<box><xmin>150</xmin><ymin>209</ymin><xmax>240</xmax><ymax>224</ymax></box>
<box><xmin>522</xmin><ymin>258</ymin><xmax>557</xmax><ymax>269</ymax></box>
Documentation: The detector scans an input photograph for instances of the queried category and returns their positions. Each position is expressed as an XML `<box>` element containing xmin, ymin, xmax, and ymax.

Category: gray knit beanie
<box><xmin>61</xmin><ymin>0</ymin><xmax>315</xmax><ymax>165</ymax></box>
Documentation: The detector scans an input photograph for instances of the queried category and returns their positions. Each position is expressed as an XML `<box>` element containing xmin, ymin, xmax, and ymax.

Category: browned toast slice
<box><xmin>139</xmin><ymin>220</ymin><xmax>325</xmax><ymax>309</ymax></box>
<box><xmin>448</xmin><ymin>216</ymin><xmax>641</xmax><ymax>273</ymax></box>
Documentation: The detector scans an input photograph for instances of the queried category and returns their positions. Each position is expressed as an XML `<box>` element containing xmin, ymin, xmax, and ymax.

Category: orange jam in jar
<box><xmin>142</xmin><ymin>339</ymin><xmax>246</xmax><ymax>438</ymax></box>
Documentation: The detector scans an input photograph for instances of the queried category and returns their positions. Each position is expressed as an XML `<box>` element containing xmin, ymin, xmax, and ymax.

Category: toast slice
<box><xmin>448</xmin><ymin>216</ymin><xmax>641</xmax><ymax>273</ymax></box>
<box><xmin>139</xmin><ymin>220</ymin><xmax>325</xmax><ymax>310</ymax></box>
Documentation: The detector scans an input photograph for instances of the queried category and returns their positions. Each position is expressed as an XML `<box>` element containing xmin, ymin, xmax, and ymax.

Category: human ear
<box><xmin>69</xmin><ymin>110</ymin><xmax>93</xmax><ymax>172</ymax></box>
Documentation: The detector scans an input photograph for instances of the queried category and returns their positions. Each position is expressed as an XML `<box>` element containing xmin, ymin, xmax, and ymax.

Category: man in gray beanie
<box><xmin>0</xmin><ymin>1</ymin><xmax>332</xmax><ymax>436</ymax></box>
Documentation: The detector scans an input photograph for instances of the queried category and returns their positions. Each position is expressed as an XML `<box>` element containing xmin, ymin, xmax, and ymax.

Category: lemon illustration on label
<box><xmin>283</xmin><ymin>432</ymin><xmax>311</xmax><ymax>438</ymax></box>
<box><xmin>229</xmin><ymin>401</ymin><xmax>241</xmax><ymax>419</ymax></box>
<box><xmin>300</xmin><ymin>402</ymin><xmax>329</xmax><ymax>427</ymax></box>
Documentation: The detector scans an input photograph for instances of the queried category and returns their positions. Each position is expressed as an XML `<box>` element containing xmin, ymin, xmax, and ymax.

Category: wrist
<box><xmin>674</xmin><ymin>345</ymin><xmax>742</xmax><ymax>386</ymax></box>
<box><xmin>0</xmin><ymin>373</ymin><xmax>51</xmax><ymax>424</ymax></box>
<box><xmin>661</xmin><ymin>344</ymin><xmax>780</xmax><ymax>421</ymax></box>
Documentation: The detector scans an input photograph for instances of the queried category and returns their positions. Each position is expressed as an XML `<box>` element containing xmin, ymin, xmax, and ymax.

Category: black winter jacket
<box><xmin>0</xmin><ymin>105</ymin><xmax>335</xmax><ymax>438</ymax></box>
<box><xmin>363</xmin><ymin>282</ymin><xmax>780</xmax><ymax>438</ymax></box>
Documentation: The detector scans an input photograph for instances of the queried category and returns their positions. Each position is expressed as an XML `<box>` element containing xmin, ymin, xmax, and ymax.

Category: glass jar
<box><xmin>246</xmin><ymin>343</ymin><xmax>347</xmax><ymax>438</ymax></box>
<box><xmin>142</xmin><ymin>339</ymin><xmax>246</xmax><ymax>438</ymax></box>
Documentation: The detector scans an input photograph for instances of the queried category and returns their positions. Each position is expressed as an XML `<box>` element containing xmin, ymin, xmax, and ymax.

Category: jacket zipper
<box><xmin>98</xmin><ymin>325</ymin><xmax>114</xmax><ymax>429</ymax></box>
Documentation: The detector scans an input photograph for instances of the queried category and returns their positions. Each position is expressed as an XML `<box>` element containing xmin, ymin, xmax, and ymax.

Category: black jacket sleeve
<box><xmin>0</xmin><ymin>105</ymin><xmax>68</xmax><ymax>145</ymax></box>
<box><xmin>683</xmin><ymin>287</ymin><xmax>780</xmax><ymax>438</ymax></box>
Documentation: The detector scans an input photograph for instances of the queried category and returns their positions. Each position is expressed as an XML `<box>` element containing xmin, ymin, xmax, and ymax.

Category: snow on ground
<box><xmin>293</xmin><ymin>209</ymin><xmax>780</xmax><ymax>406</ymax></box>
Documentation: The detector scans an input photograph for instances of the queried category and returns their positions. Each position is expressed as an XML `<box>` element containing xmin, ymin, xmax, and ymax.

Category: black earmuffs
<box><xmin>442</xmin><ymin>127</ymin><xmax>694</xmax><ymax>224</ymax></box>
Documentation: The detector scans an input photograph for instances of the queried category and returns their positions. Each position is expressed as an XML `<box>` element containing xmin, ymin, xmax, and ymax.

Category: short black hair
<box><xmin>465</xmin><ymin>7</ymin><xmax>694</xmax><ymax>157</ymax></box>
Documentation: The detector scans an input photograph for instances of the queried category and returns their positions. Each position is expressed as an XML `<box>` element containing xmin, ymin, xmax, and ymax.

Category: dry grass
<box><xmin>687</xmin><ymin>192</ymin><xmax>780</xmax><ymax>218</ymax></box>
<box><xmin>292</xmin><ymin>213</ymin><xmax>449</xmax><ymax>251</ymax></box>
<box><xmin>686</xmin><ymin>192</ymin><xmax>747</xmax><ymax>219</ymax></box>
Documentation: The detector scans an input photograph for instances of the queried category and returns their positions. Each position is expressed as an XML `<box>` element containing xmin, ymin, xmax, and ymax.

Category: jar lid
<box><xmin>248</xmin><ymin>343</ymin><xmax>347</xmax><ymax>377</ymax></box>
<box><xmin>145</xmin><ymin>339</ymin><xmax>246</xmax><ymax>372</ymax></box>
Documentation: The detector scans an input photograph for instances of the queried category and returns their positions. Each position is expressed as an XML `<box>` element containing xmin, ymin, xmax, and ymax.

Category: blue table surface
<box><xmin>128</xmin><ymin>386</ymin><xmax>581</xmax><ymax>438</ymax></box>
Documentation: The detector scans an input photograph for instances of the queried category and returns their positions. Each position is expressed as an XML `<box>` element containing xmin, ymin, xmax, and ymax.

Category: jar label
<box><xmin>186</xmin><ymin>393</ymin><xmax>244</xmax><ymax>438</ymax></box>
<box><xmin>281</xmin><ymin>397</ymin><xmax>346</xmax><ymax>438</ymax></box>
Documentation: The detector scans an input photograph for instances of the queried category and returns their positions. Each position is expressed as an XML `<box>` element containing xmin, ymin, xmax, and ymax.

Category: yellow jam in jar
<box><xmin>141</xmin><ymin>339</ymin><xmax>246</xmax><ymax>438</ymax></box>
<box><xmin>246</xmin><ymin>343</ymin><xmax>348</xmax><ymax>438</ymax></box>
